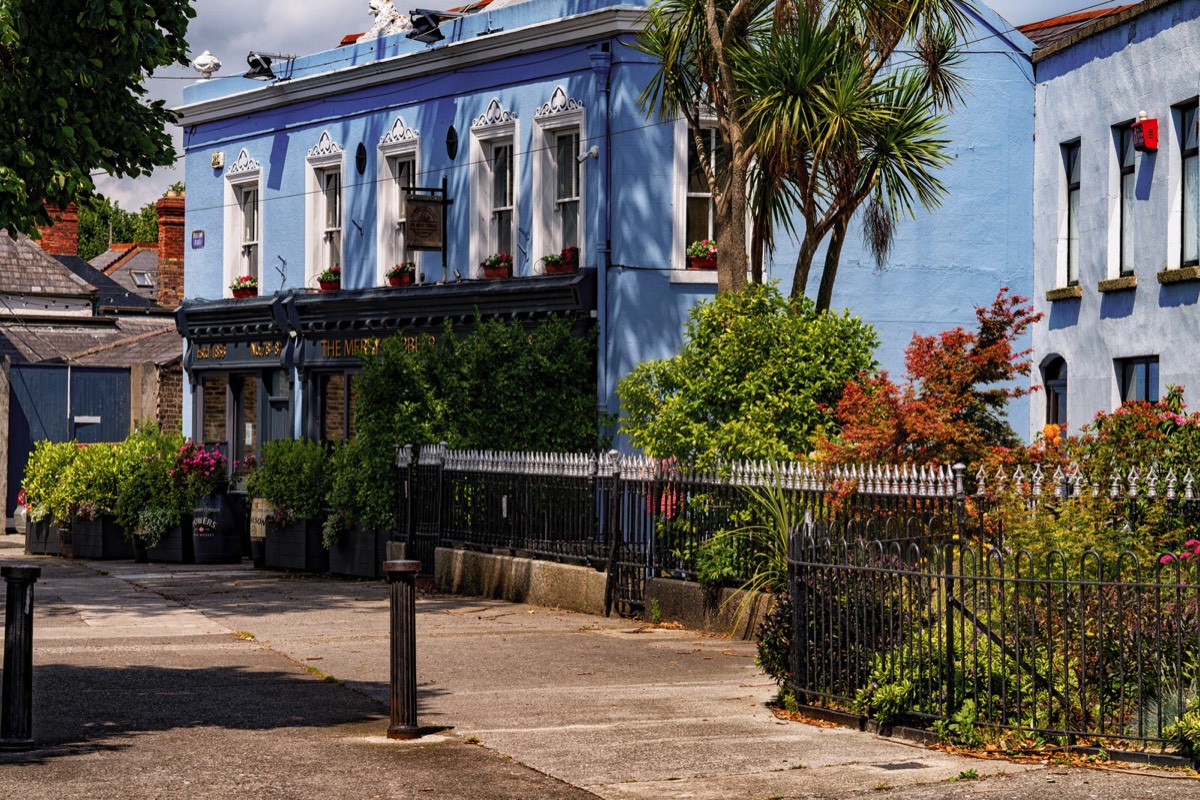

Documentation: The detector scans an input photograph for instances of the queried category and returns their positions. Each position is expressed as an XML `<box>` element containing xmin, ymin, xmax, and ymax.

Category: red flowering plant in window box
<box><xmin>686</xmin><ymin>239</ymin><xmax>717</xmax><ymax>270</ymax></box>
<box><xmin>541</xmin><ymin>246</ymin><xmax>580</xmax><ymax>274</ymax></box>
<box><xmin>317</xmin><ymin>265</ymin><xmax>341</xmax><ymax>292</ymax></box>
<box><xmin>230</xmin><ymin>275</ymin><xmax>258</xmax><ymax>299</ymax></box>
<box><xmin>385</xmin><ymin>261</ymin><xmax>416</xmax><ymax>286</ymax></box>
<box><xmin>481</xmin><ymin>252</ymin><xmax>513</xmax><ymax>279</ymax></box>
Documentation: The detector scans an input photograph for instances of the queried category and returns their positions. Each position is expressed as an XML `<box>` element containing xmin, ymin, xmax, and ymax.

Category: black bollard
<box><xmin>385</xmin><ymin>560</ymin><xmax>422</xmax><ymax>740</ymax></box>
<box><xmin>1</xmin><ymin>566</ymin><xmax>41</xmax><ymax>751</ymax></box>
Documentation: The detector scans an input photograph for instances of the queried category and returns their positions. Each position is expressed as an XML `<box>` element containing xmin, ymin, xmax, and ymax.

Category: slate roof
<box><xmin>54</xmin><ymin>255</ymin><xmax>163</xmax><ymax>313</ymax></box>
<box><xmin>89</xmin><ymin>244</ymin><xmax>160</xmax><ymax>304</ymax></box>
<box><xmin>0</xmin><ymin>234</ymin><xmax>94</xmax><ymax>296</ymax></box>
<box><xmin>0</xmin><ymin>316</ymin><xmax>179</xmax><ymax>366</ymax></box>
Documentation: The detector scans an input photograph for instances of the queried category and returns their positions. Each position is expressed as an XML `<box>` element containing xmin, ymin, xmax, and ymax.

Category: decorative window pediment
<box><xmin>226</xmin><ymin>148</ymin><xmax>261</xmax><ymax>176</ymax></box>
<box><xmin>535</xmin><ymin>86</ymin><xmax>584</xmax><ymax>119</ymax></box>
<box><xmin>308</xmin><ymin>131</ymin><xmax>344</xmax><ymax>159</ymax></box>
<box><xmin>380</xmin><ymin>116</ymin><xmax>419</xmax><ymax>145</ymax></box>
<box><xmin>472</xmin><ymin>98</ymin><xmax>517</xmax><ymax>129</ymax></box>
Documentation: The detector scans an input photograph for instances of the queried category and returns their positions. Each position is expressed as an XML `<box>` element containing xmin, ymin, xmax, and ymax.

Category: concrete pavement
<box><xmin>0</xmin><ymin>551</ymin><xmax>1195</xmax><ymax>798</ymax></box>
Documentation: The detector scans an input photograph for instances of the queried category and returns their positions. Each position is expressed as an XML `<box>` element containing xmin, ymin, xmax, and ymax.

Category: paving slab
<box><xmin>1</xmin><ymin>555</ymin><xmax>1197</xmax><ymax>799</ymax></box>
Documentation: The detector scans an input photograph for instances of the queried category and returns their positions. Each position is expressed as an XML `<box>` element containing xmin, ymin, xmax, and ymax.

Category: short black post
<box><xmin>385</xmin><ymin>560</ymin><xmax>422</xmax><ymax>740</ymax></box>
<box><xmin>1</xmin><ymin>565</ymin><xmax>41</xmax><ymax>751</ymax></box>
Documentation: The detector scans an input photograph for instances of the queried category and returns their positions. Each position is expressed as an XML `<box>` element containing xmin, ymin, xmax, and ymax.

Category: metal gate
<box><xmin>6</xmin><ymin>365</ymin><xmax>131</xmax><ymax>518</ymax></box>
<box><xmin>399</xmin><ymin>444</ymin><xmax>442</xmax><ymax>577</ymax></box>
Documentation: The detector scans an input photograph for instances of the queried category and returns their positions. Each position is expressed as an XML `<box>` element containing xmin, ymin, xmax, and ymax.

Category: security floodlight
<box><xmin>244</xmin><ymin>51</ymin><xmax>298</xmax><ymax>82</ymax></box>
<box><xmin>576</xmin><ymin>145</ymin><xmax>600</xmax><ymax>164</ymax></box>
<box><xmin>406</xmin><ymin>9</ymin><xmax>467</xmax><ymax>44</ymax></box>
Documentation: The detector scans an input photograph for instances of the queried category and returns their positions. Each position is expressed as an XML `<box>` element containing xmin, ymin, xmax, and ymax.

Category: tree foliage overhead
<box><xmin>637</xmin><ymin>0</ymin><xmax>970</xmax><ymax>308</ymax></box>
<box><xmin>0</xmin><ymin>0</ymin><xmax>194</xmax><ymax>237</ymax></box>
<box><xmin>617</xmin><ymin>283</ymin><xmax>878</xmax><ymax>468</ymax></box>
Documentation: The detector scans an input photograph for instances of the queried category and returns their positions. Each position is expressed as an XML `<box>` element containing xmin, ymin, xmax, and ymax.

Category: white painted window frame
<box><xmin>532</xmin><ymin>87</ymin><xmax>586</xmax><ymax>275</ymax></box>
<box><xmin>377</xmin><ymin>117</ymin><xmax>421</xmax><ymax>284</ymax></box>
<box><xmin>671</xmin><ymin>116</ymin><xmax>719</xmax><ymax>284</ymax></box>
<box><xmin>1058</xmin><ymin>140</ymin><xmax>1081</xmax><ymax>288</ymax></box>
<box><xmin>223</xmin><ymin>148</ymin><xmax>262</xmax><ymax>298</ymax></box>
<box><xmin>470</xmin><ymin>99</ymin><xmax>520</xmax><ymax>277</ymax></box>
<box><xmin>305</xmin><ymin>131</ymin><xmax>346</xmax><ymax>286</ymax></box>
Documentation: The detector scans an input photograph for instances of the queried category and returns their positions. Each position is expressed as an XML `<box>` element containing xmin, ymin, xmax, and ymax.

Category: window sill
<box><xmin>1157</xmin><ymin>266</ymin><xmax>1200</xmax><ymax>284</ymax></box>
<box><xmin>669</xmin><ymin>268</ymin><xmax>719</xmax><ymax>285</ymax></box>
<box><xmin>1097</xmin><ymin>275</ymin><xmax>1137</xmax><ymax>293</ymax></box>
<box><xmin>1045</xmin><ymin>285</ymin><xmax>1083</xmax><ymax>301</ymax></box>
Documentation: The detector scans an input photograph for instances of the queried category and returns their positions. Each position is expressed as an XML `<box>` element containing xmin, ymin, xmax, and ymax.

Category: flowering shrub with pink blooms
<box><xmin>174</xmin><ymin>441</ymin><xmax>228</xmax><ymax>504</ymax></box>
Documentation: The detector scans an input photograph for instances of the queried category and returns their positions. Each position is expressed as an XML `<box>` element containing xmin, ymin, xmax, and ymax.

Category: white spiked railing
<box><xmin>974</xmin><ymin>462</ymin><xmax>1197</xmax><ymax>501</ymax></box>
<box><xmin>416</xmin><ymin>444</ymin><xmax>959</xmax><ymax>499</ymax></box>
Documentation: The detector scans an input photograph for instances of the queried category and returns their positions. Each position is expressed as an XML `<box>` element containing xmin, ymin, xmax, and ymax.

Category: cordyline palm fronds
<box><xmin>740</xmin><ymin>1</ymin><xmax>967</xmax><ymax>310</ymax></box>
<box><xmin>639</xmin><ymin>0</ymin><xmax>972</xmax><ymax>308</ymax></box>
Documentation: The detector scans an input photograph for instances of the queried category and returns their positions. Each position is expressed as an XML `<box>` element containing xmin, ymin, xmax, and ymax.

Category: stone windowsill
<box><xmin>669</xmin><ymin>268</ymin><xmax>719</xmax><ymax>285</ymax></box>
<box><xmin>1045</xmin><ymin>284</ymin><xmax>1083</xmax><ymax>301</ymax></box>
<box><xmin>1097</xmin><ymin>275</ymin><xmax>1137</xmax><ymax>293</ymax></box>
<box><xmin>1157</xmin><ymin>266</ymin><xmax>1200</xmax><ymax>285</ymax></box>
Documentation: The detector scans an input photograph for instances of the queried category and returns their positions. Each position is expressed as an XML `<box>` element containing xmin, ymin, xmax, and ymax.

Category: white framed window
<box><xmin>470</xmin><ymin>99</ymin><xmax>520</xmax><ymax>276</ymax></box>
<box><xmin>1110</xmin><ymin>123</ymin><xmax>1136</xmax><ymax>277</ymax></box>
<box><xmin>532</xmin><ymin>87</ymin><xmax>586</xmax><ymax>273</ymax></box>
<box><xmin>305</xmin><ymin>131</ymin><xmax>345</xmax><ymax>286</ymax></box>
<box><xmin>1059</xmin><ymin>141</ymin><xmax>1081</xmax><ymax>287</ymax></box>
<box><xmin>223</xmin><ymin>148</ymin><xmax>263</xmax><ymax>298</ymax></box>
<box><xmin>671</xmin><ymin>118</ymin><xmax>724</xmax><ymax>283</ymax></box>
<box><xmin>377</xmin><ymin>117</ymin><xmax>421</xmax><ymax>284</ymax></box>
<box><xmin>1182</xmin><ymin>101</ymin><xmax>1199</xmax><ymax>266</ymax></box>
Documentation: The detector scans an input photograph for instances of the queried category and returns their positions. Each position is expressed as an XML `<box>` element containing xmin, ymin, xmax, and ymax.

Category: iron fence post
<box><xmin>944</xmin><ymin>463</ymin><xmax>966</xmax><ymax>719</ymax></box>
<box><xmin>395</xmin><ymin>444</ymin><xmax>413</xmax><ymax>546</ymax></box>
<box><xmin>385</xmin><ymin>559</ymin><xmax>422</xmax><ymax>740</ymax></box>
<box><xmin>1</xmin><ymin>565</ymin><xmax>41</xmax><ymax>751</ymax></box>
<box><xmin>602</xmin><ymin>450</ymin><xmax>621</xmax><ymax>617</ymax></box>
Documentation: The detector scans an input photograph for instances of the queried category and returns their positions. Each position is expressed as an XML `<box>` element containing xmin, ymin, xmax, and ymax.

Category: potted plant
<box><xmin>686</xmin><ymin>239</ymin><xmax>717</xmax><ymax>270</ymax></box>
<box><xmin>247</xmin><ymin>438</ymin><xmax>331</xmax><ymax>573</ymax></box>
<box><xmin>541</xmin><ymin>246</ymin><xmax>579</xmax><ymax>275</ymax></box>
<box><xmin>324</xmin><ymin>438</ymin><xmax>393</xmax><ymax>579</ymax></box>
<box><xmin>21</xmin><ymin>440</ymin><xmax>77</xmax><ymax>556</ymax></box>
<box><xmin>230</xmin><ymin>275</ymin><xmax>258</xmax><ymax>299</ymax></box>
<box><xmin>317</xmin><ymin>265</ymin><xmax>341</xmax><ymax>292</ymax></box>
<box><xmin>180</xmin><ymin>441</ymin><xmax>242</xmax><ymax>564</ymax></box>
<box><xmin>62</xmin><ymin>443</ymin><xmax>132</xmax><ymax>560</ymax></box>
<box><xmin>114</xmin><ymin>423</ymin><xmax>193</xmax><ymax>563</ymax></box>
<box><xmin>480</xmin><ymin>252</ymin><xmax>513</xmax><ymax>279</ymax></box>
<box><xmin>386</xmin><ymin>262</ymin><xmax>416</xmax><ymax>286</ymax></box>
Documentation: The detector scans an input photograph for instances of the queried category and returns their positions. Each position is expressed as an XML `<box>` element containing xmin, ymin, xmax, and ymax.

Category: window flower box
<box><xmin>542</xmin><ymin>246</ymin><xmax>579</xmax><ymax>274</ymax></box>
<box><xmin>386</xmin><ymin>262</ymin><xmax>416</xmax><ymax>286</ymax></box>
<box><xmin>481</xmin><ymin>252</ymin><xmax>513</xmax><ymax>279</ymax></box>
<box><xmin>230</xmin><ymin>275</ymin><xmax>258</xmax><ymax>298</ymax></box>
<box><xmin>317</xmin><ymin>266</ymin><xmax>341</xmax><ymax>293</ymax></box>
<box><xmin>686</xmin><ymin>239</ymin><xmax>717</xmax><ymax>270</ymax></box>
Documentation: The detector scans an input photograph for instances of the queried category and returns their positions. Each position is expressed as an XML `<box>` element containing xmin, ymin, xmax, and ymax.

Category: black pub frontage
<box><xmin>176</xmin><ymin>271</ymin><xmax>598</xmax><ymax>458</ymax></box>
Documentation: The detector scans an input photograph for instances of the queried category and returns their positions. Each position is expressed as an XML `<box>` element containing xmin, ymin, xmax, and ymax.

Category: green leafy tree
<box><xmin>618</xmin><ymin>283</ymin><xmax>878</xmax><ymax>468</ymax></box>
<box><xmin>0</xmin><ymin>0</ymin><xmax>194</xmax><ymax>236</ymax></box>
<box><xmin>78</xmin><ymin>196</ymin><xmax>158</xmax><ymax>261</ymax></box>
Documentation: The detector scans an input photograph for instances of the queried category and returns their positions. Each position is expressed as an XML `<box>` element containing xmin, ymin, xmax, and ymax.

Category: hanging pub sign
<box><xmin>405</xmin><ymin>195</ymin><xmax>444</xmax><ymax>251</ymax></box>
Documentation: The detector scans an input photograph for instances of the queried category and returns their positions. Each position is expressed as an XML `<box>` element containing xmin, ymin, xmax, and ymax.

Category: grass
<box><xmin>305</xmin><ymin>665</ymin><xmax>340</xmax><ymax>684</ymax></box>
<box><xmin>465</xmin><ymin>736</ymin><xmax>481</xmax><ymax>744</ymax></box>
<box><xmin>949</xmin><ymin>769</ymin><xmax>979</xmax><ymax>782</ymax></box>
<box><xmin>234</xmin><ymin>630</ymin><xmax>255</xmax><ymax>641</ymax></box>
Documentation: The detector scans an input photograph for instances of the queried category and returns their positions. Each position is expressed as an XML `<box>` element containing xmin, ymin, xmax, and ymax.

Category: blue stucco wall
<box><xmin>179</xmin><ymin>0</ymin><xmax>1034</xmax><ymax>446</ymax></box>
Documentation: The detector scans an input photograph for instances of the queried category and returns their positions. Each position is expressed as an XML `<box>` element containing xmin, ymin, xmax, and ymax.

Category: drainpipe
<box><xmin>590</xmin><ymin>45</ymin><xmax>613</xmax><ymax>416</ymax></box>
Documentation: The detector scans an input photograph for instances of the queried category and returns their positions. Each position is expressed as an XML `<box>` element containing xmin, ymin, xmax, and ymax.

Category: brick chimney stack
<box><xmin>36</xmin><ymin>204</ymin><xmax>79</xmax><ymax>256</ymax></box>
<box><xmin>156</xmin><ymin>190</ymin><xmax>186</xmax><ymax>309</ymax></box>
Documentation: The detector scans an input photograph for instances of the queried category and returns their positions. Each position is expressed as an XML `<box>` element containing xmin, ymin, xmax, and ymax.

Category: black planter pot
<box><xmin>265</xmin><ymin>517</ymin><xmax>328</xmax><ymax>573</ymax></box>
<box><xmin>192</xmin><ymin>494</ymin><xmax>243</xmax><ymax>565</ymax></box>
<box><xmin>70</xmin><ymin>514</ymin><xmax>133</xmax><ymax>560</ymax></box>
<box><xmin>24</xmin><ymin>519</ymin><xmax>63</xmax><ymax>556</ymax></box>
<box><xmin>226</xmin><ymin>491</ymin><xmax>252</xmax><ymax>559</ymax></box>
<box><xmin>143</xmin><ymin>516</ymin><xmax>195</xmax><ymax>563</ymax></box>
<box><xmin>328</xmin><ymin>525</ymin><xmax>389</xmax><ymax>579</ymax></box>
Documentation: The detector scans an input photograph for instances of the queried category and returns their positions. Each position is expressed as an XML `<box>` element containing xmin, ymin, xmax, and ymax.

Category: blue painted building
<box><xmin>174</xmin><ymin>0</ymin><xmax>1034</xmax><ymax>456</ymax></box>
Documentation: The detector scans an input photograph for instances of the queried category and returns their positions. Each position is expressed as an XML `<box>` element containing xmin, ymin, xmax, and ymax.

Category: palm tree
<box><xmin>740</xmin><ymin>1</ymin><xmax>970</xmax><ymax>309</ymax></box>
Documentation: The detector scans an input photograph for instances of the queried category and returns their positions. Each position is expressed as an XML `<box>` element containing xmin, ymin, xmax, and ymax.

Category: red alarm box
<box><xmin>1132</xmin><ymin>117</ymin><xmax>1158</xmax><ymax>151</ymax></box>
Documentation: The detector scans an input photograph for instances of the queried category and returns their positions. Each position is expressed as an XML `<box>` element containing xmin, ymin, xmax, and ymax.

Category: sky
<box><xmin>95</xmin><ymin>0</ymin><xmax>1120</xmax><ymax>213</ymax></box>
